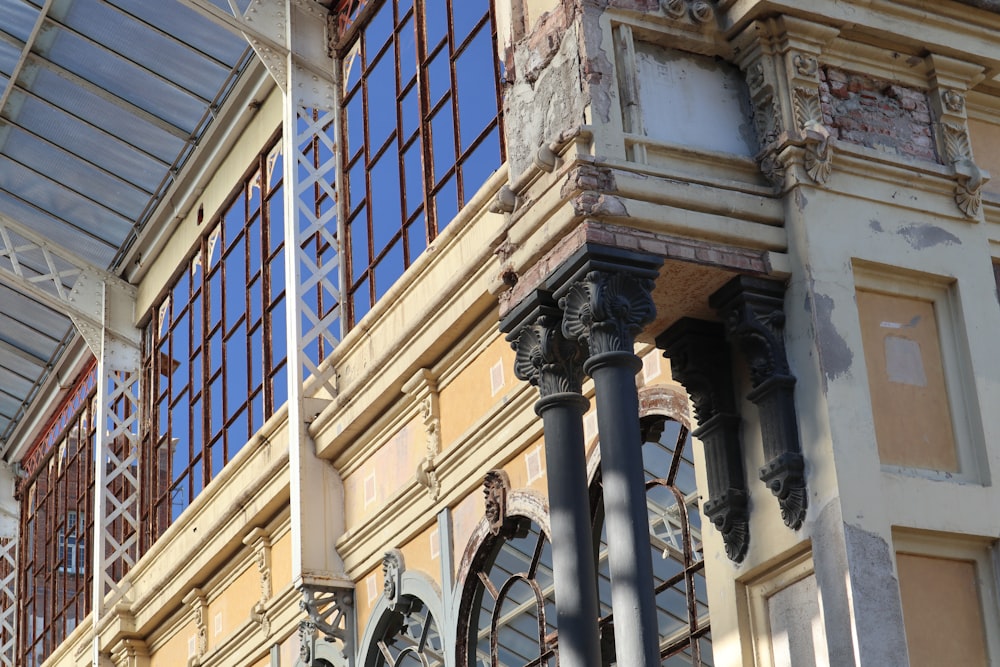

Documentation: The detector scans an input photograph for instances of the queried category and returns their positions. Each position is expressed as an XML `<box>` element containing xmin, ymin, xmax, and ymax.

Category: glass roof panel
<box><xmin>1</xmin><ymin>0</ymin><xmax>41</xmax><ymax>44</ymax></box>
<box><xmin>0</xmin><ymin>0</ymin><xmax>258</xmax><ymax>450</ymax></box>
<box><xmin>110</xmin><ymin>0</ymin><xmax>248</xmax><ymax>65</ymax></box>
<box><xmin>13</xmin><ymin>67</ymin><xmax>184</xmax><ymax>162</ymax></box>
<box><xmin>7</xmin><ymin>91</ymin><xmax>167</xmax><ymax>192</ymax></box>
<box><xmin>39</xmin><ymin>27</ymin><xmax>205</xmax><ymax>133</ymax></box>
<box><xmin>0</xmin><ymin>197</ymin><xmax>117</xmax><ymax>268</ymax></box>
<box><xmin>0</xmin><ymin>38</ymin><xmax>21</xmax><ymax>76</ymax></box>
<box><xmin>60</xmin><ymin>0</ymin><xmax>231</xmax><ymax>102</ymax></box>
<box><xmin>0</xmin><ymin>154</ymin><xmax>133</xmax><ymax>245</ymax></box>
<box><xmin>2</xmin><ymin>127</ymin><xmax>150</xmax><ymax>217</ymax></box>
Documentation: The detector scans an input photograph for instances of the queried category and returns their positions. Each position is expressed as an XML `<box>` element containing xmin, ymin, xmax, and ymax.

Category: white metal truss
<box><xmin>0</xmin><ymin>213</ymin><xmax>137</xmax><ymax>352</ymax></box>
<box><xmin>0</xmin><ymin>213</ymin><xmax>140</xmax><ymax>660</ymax></box>
<box><xmin>0</xmin><ymin>535</ymin><xmax>15</xmax><ymax>667</ymax></box>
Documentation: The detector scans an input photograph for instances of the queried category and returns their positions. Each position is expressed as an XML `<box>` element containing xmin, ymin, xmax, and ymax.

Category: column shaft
<box><xmin>588</xmin><ymin>351</ymin><xmax>660</xmax><ymax>665</ymax></box>
<box><xmin>537</xmin><ymin>391</ymin><xmax>601</xmax><ymax>667</ymax></box>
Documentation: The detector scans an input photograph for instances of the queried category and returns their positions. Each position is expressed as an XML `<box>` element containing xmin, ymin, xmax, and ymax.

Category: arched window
<box><xmin>591</xmin><ymin>389</ymin><xmax>714</xmax><ymax>665</ymax></box>
<box><xmin>360</xmin><ymin>553</ymin><xmax>447</xmax><ymax>667</ymax></box>
<box><xmin>456</xmin><ymin>473</ymin><xmax>556</xmax><ymax>666</ymax></box>
<box><xmin>370</xmin><ymin>600</ymin><xmax>443</xmax><ymax>666</ymax></box>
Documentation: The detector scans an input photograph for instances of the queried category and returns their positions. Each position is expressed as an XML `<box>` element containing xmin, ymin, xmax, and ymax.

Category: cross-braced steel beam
<box><xmin>0</xmin><ymin>464</ymin><xmax>17</xmax><ymax>667</ymax></box>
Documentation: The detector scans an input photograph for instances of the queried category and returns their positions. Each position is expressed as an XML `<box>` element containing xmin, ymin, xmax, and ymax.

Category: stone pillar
<box><xmin>502</xmin><ymin>291</ymin><xmax>601</xmax><ymax>667</ymax></box>
<box><xmin>552</xmin><ymin>244</ymin><xmax>662</xmax><ymax>666</ymax></box>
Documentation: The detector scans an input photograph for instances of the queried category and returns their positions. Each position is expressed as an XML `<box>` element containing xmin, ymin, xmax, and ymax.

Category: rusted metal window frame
<box><xmin>591</xmin><ymin>415</ymin><xmax>713</xmax><ymax>664</ymax></box>
<box><xmin>338</xmin><ymin>0</ymin><xmax>506</xmax><ymax>326</ymax></box>
<box><xmin>139</xmin><ymin>131</ymin><xmax>289</xmax><ymax>551</ymax></box>
<box><xmin>15</xmin><ymin>362</ymin><xmax>98</xmax><ymax>666</ymax></box>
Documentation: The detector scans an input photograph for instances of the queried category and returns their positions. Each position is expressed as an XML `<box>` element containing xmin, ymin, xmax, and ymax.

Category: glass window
<box><xmin>368</xmin><ymin>596</ymin><xmax>445</xmax><ymax>666</ymax></box>
<box><xmin>17</xmin><ymin>364</ymin><xmax>97</xmax><ymax>667</ymax></box>
<box><xmin>592</xmin><ymin>417</ymin><xmax>714</xmax><ymax>665</ymax></box>
<box><xmin>140</xmin><ymin>134</ymin><xmax>288</xmax><ymax>550</ymax></box>
<box><xmin>339</xmin><ymin>0</ymin><xmax>505</xmax><ymax>326</ymax></box>
<box><xmin>459</xmin><ymin>512</ymin><xmax>557</xmax><ymax>666</ymax></box>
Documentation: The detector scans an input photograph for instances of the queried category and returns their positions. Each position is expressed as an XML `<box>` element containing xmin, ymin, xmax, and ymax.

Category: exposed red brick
<box><xmin>820</xmin><ymin>66</ymin><xmax>938</xmax><ymax>163</ymax></box>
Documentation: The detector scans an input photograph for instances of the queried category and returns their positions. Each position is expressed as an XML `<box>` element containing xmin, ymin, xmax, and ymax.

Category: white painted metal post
<box><xmin>0</xmin><ymin>464</ymin><xmax>18</xmax><ymax>667</ymax></box>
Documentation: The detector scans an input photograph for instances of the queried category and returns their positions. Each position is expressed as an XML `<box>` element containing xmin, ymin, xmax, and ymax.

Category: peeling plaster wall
<box><xmin>504</xmin><ymin>3</ymin><xmax>587</xmax><ymax>176</ymax></box>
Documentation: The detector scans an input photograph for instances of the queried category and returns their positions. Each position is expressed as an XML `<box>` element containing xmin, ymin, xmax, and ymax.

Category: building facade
<box><xmin>1</xmin><ymin>0</ymin><xmax>1000</xmax><ymax>665</ymax></box>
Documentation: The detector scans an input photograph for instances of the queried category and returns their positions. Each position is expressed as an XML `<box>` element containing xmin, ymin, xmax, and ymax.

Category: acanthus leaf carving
<box><xmin>941</xmin><ymin>122</ymin><xmax>985</xmax><ymax>218</ymax></box>
<box><xmin>793</xmin><ymin>87</ymin><xmax>833</xmax><ymax>184</ymax></box>
<box><xmin>511</xmin><ymin>308</ymin><xmax>586</xmax><ymax>398</ymax></box>
<box><xmin>559</xmin><ymin>270</ymin><xmax>656</xmax><ymax>358</ymax></box>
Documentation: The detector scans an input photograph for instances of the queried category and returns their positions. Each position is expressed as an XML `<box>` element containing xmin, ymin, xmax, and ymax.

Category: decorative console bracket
<box><xmin>243</xmin><ymin>527</ymin><xmax>274</xmax><ymax>636</ymax></box>
<box><xmin>298</xmin><ymin>585</ymin><xmax>355</xmax><ymax>667</ymax></box>
<box><xmin>656</xmin><ymin>318</ymin><xmax>750</xmax><ymax>562</ymax></box>
<box><xmin>733</xmin><ymin>17</ymin><xmax>839</xmax><ymax>188</ymax></box>
<box><xmin>402</xmin><ymin>369</ymin><xmax>442</xmax><ymax>500</ymax></box>
<box><xmin>710</xmin><ymin>276</ymin><xmax>807</xmax><ymax>530</ymax></box>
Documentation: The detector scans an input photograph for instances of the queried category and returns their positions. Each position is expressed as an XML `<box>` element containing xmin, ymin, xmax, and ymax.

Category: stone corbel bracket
<box><xmin>657</xmin><ymin>318</ymin><xmax>750</xmax><ymax>562</ymax></box>
<box><xmin>926</xmin><ymin>53</ymin><xmax>988</xmax><ymax>219</ymax></box>
<box><xmin>242</xmin><ymin>527</ymin><xmax>274</xmax><ymax>636</ymax></box>
<box><xmin>298</xmin><ymin>584</ymin><xmax>355</xmax><ymax>666</ymax></box>
<box><xmin>182</xmin><ymin>588</ymin><xmax>209</xmax><ymax>667</ymax></box>
<box><xmin>734</xmin><ymin>18</ymin><xmax>839</xmax><ymax>187</ymax></box>
<box><xmin>108</xmin><ymin>637</ymin><xmax>150</xmax><ymax>667</ymax></box>
<box><xmin>402</xmin><ymin>369</ymin><xmax>442</xmax><ymax>500</ymax></box>
<box><xmin>710</xmin><ymin>276</ymin><xmax>807</xmax><ymax>530</ymax></box>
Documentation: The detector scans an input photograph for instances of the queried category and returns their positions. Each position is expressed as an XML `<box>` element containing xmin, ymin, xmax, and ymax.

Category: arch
<box><xmin>454</xmin><ymin>485</ymin><xmax>555</xmax><ymax>667</ymax></box>
<box><xmin>358</xmin><ymin>570</ymin><xmax>447</xmax><ymax>667</ymax></box>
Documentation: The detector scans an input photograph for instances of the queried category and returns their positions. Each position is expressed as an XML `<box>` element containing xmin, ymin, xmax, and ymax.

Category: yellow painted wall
<box><xmin>438</xmin><ymin>336</ymin><xmax>516</xmax><ymax>449</ymax></box>
<box><xmin>897</xmin><ymin>552</ymin><xmax>989</xmax><ymax>667</ymax></box>
<box><xmin>968</xmin><ymin>117</ymin><xmax>1000</xmax><ymax>197</ymax></box>
<box><xmin>208</xmin><ymin>565</ymin><xmax>263</xmax><ymax>644</ymax></box>
<box><xmin>856</xmin><ymin>288</ymin><xmax>957</xmax><ymax>471</ymax></box>
<box><xmin>271</xmin><ymin>529</ymin><xmax>293</xmax><ymax>592</ymax></box>
<box><xmin>149</xmin><ymin>619</ymin><xmax>195</xmax><ymax>667</ymax></box>
<box><xmin>343</xmin><ymin>422</ymin><xmax>421</xmax><ymax>530</ymax></box>
<box><xmin>399</xmin><ymin>523</ymin><xmax>444</xmax><ymax>590</ymax></box>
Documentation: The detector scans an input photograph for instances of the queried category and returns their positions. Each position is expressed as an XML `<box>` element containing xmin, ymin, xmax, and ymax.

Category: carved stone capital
<box><xmin>510</xmin><ymin>302</ymin><xmax>587</xmax><ymax>398</ymax></box>
<box><xmin>657</xmin><ymin>318</ymin><xmax>750</xmax><ymax>562</ymax></box>
<box><xmin>711</xmin><ymin>277</ymin><xmax>807</xmax><ymax>530</ymax></box>
<box><xmin>560</xmin><ymin>270</ymin><xmax>656</xmax><ymax>357</ymax></box>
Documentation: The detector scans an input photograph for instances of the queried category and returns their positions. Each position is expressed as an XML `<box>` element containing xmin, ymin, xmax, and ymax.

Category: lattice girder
<box><xmin>0</xmin><ymin>212</ymin><xmax>139</xmax><ymax>355</ymax></box>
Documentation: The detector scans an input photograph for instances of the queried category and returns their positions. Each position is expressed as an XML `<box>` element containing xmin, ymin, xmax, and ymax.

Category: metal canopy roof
<box><xmin>0</xmin><ymin>0</ymin><xmax>256</xmax><ymax>451</ymax></box>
